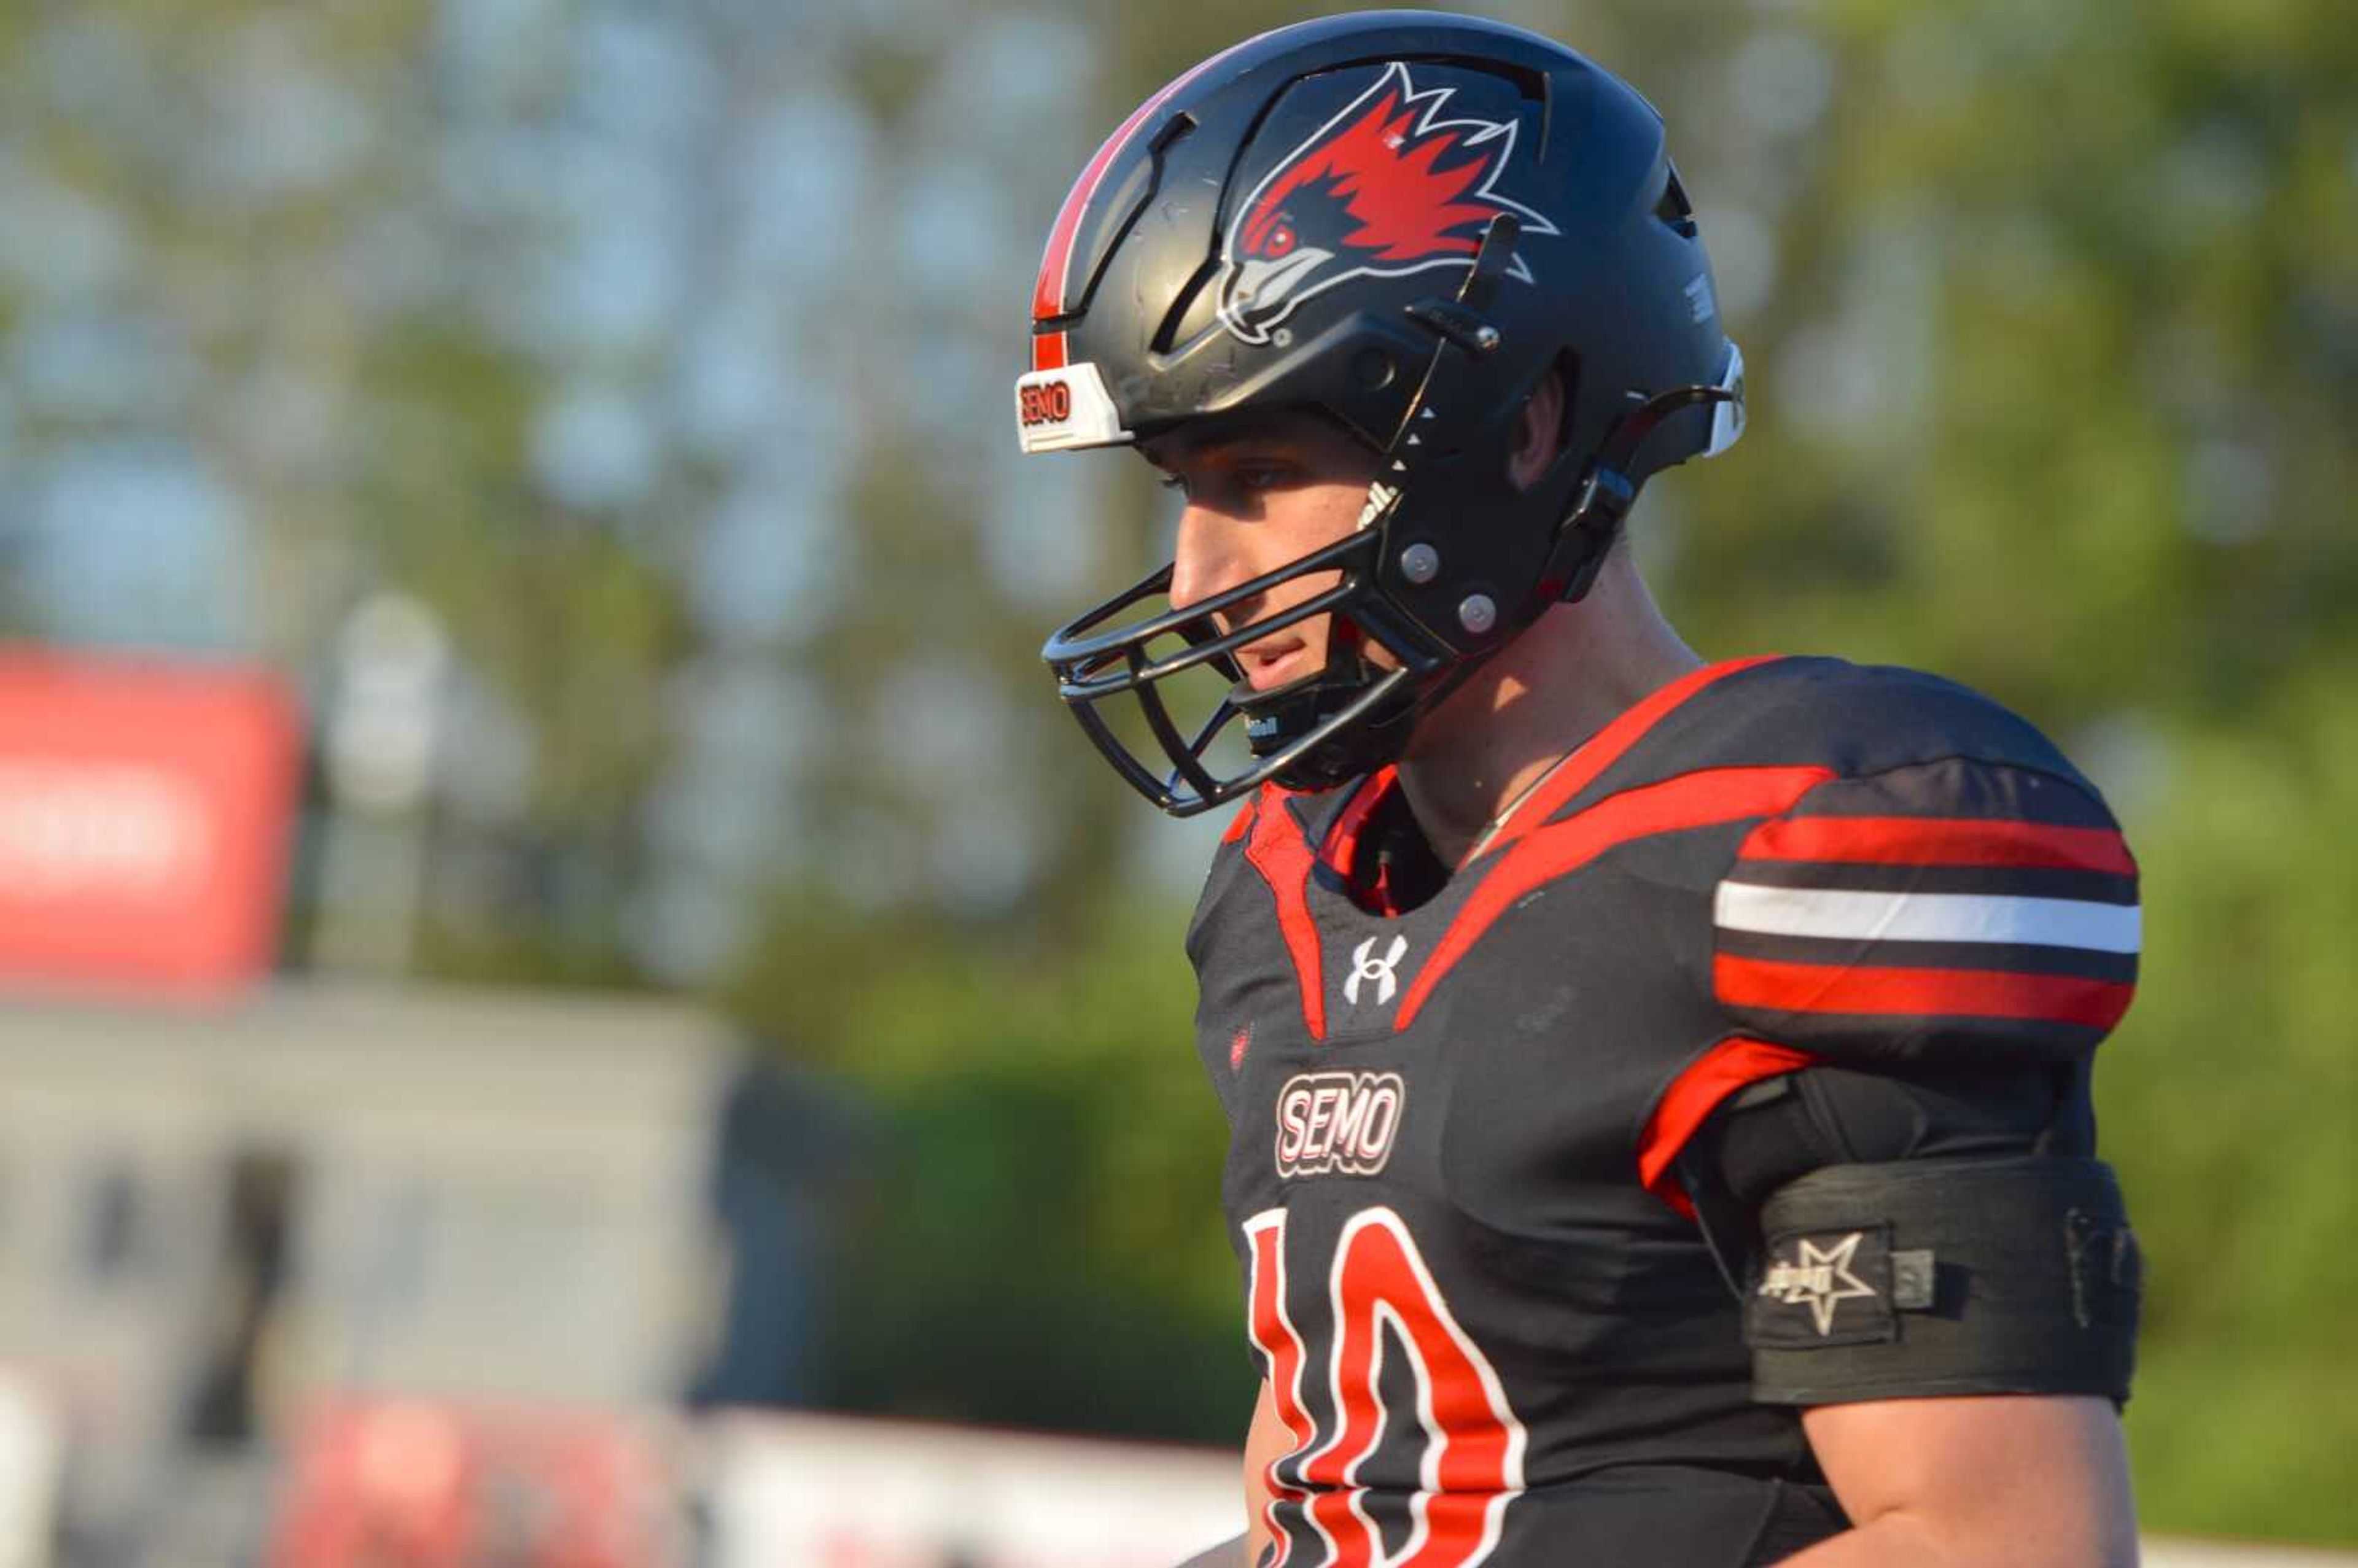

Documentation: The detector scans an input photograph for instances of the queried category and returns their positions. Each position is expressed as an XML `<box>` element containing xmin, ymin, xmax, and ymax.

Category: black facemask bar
<box><xmin>1041</xmin><ymin>522</ymin><xmax>1450</xmax><ymax>816</ymax></box>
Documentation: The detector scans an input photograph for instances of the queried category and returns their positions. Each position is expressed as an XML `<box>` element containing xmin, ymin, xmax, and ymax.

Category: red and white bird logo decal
<box><xmin>1217</xmin><ymin>61</ymin><xmax>1557</xmax><ymax>346</ymax></box>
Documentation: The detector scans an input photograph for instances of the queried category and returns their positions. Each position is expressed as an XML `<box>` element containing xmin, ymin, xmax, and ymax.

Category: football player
<box><xmin>1015</xmin><ymin>15</ymin><xmax>2142</xmax><ymax>1567</ymax></box>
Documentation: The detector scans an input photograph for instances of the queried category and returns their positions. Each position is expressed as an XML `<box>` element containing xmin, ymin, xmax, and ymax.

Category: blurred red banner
<box><xmin>268</xmin><ymin>1399</ymin><xmax>677</xmax><ymax>1568</ymax></box>
<box><xmin>0</xmin><ymin>646</ymin><xmax>302</xmax><ymax>998</ymax></box>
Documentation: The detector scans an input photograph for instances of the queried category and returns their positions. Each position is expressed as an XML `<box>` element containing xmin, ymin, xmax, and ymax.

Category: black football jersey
<box><xmin>1185</xmin><ymin>656</ymin><xmax>2140</xmax><ymax>1567</ymax></box>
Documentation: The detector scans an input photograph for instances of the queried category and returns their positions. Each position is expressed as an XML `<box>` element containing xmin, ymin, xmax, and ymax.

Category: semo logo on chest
<box><xmin>1275</xmin><ymin>1069</ymin><xmax>1406</xmax><ymax>1178</ymax></box>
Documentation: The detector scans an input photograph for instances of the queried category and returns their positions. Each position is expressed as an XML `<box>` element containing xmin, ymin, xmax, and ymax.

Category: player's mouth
<box><xmin>1239</xmin><ymin>636</ymin><xmax>1310</xmax><ymax>690</ymax></box>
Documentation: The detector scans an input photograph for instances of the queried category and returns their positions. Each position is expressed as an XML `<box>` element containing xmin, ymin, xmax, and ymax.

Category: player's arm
<box><xmin>1241</xmin><ymin>1376</ymin><xmax>1290</xmax><ymax>1564</ymax></box>
<box><xmin>1178</xmin><ymin>1381</ymin><xmax>1286</xmax><ymax>1567</ymax></box>
<box><xmin>1680</xmin><ymin>1067</ymin><xmax>2144</xmax><ymax>1568</ymax></box>
<box><xmin>1777</xmin><ymin>1393</ymin><xmax>2136</xmax><ymax>1566</ymax></box>
<box><xmin>1667</xmin><ymin>754</ymin><xmax>2146</xmax><ymax>1563</ymax></box>
<box><xmin>1173</xmin><ymin>1381</ymin><xmax>1285</xmax><ymax>1567</ymax></box>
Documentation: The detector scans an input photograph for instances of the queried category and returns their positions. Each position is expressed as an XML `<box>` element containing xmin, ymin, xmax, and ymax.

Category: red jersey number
<box><xmin>1244</xmin><ymin>1207</ymin><xmax>1525</xmax><ymax>1567</ymax></box>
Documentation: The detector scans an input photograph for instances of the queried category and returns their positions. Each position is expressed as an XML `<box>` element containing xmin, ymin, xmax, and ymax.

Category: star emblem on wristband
<box><xmin>1757</xmin><ymin>1230</ymin><xmax>1878</xmax><ymax>1337</ymax></box>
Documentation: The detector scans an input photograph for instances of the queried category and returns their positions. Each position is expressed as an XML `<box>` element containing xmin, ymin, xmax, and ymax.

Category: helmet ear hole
<box><xmin>1546</xmin><ymin>350</ymin><xmax>1584</xmax><ymax>466</ymax></box>
<box><xmin>1508</xmin><ymin>351</ymin><xmax>1582</xmax><ymax>492</ymax></box>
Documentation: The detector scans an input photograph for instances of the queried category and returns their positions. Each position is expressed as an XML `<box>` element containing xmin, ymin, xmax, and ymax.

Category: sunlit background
<box><xmin>0</xmin><ymin>0</ymin><xmax>2351</xmax><ymax>1562</ymax></box>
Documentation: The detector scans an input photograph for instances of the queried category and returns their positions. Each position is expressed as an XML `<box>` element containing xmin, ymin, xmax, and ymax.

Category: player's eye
<box><xmin>1235</xmin><ymin>462</ymin><xmax>1292</xmax><ymax>492</ymax></box>
<box><xmin>1157</xmin><ymin>473</ymin><xmax>1189</xmax><ymax>495</ymax></box>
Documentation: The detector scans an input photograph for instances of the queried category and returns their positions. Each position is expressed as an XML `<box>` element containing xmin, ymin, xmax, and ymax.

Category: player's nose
<box><xmin>1168</xmin><ymin>503</ymin><xmax>1252</xmax><ymax>618</ymax></box>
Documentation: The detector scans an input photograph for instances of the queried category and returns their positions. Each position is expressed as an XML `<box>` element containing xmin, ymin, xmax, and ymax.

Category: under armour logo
<box><xmin>1344</xmin><ymin>934</ymin><xmax>1409</xmax><ymax>1007</ymax></box>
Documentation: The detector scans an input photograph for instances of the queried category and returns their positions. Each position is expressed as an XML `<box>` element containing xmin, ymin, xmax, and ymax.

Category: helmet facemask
<box><xmin>1038</xmin><ymin>328</ymin><xmax>1746</xmax><ymax>817</ymax></box>
<box><xmin>1043</xmin><ymin>221</ymin><xmax>1557</xmax><ymax>816</ymax></box>
<box><xmin>1041</xmin><ymin>487</ymin><xmax>1438</xmax><ymax>818</ymax></box>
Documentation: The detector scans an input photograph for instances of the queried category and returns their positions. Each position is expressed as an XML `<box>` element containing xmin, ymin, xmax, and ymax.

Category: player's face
<box><xmin>1144</xmin><ymin>411</ymin><xmax>1385</xmax><ymax>693</ymax></box>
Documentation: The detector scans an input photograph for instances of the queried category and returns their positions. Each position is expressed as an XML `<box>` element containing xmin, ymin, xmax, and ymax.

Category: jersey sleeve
<box><xmin>1670</xmin><ymin>762</ymin><xmax>2146</xmax><ymax>1404</ymax></box>
<box><xmin>1710</xmin><ymin>757</ymin><xmax>2140</xmax><ymax>1068</ymax></box>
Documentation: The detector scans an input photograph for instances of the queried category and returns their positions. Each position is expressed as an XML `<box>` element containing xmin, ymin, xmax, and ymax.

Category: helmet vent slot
<box><xmin>1655</xmin><ymin>168</ymin><xmax>1698</xmax><ymax>239</ymax></box>
<box><xmin>1152</xmin><ymin>257</ymin><xmax>1226</xmax><ymax>355</ymax></box>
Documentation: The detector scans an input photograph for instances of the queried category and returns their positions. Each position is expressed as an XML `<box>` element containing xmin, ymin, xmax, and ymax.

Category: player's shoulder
<box><xmin>1704</xmin><ymin>661</ymin><xmax>2140</xmax><ymax>1069</ymax></box>
<box><xmin>1701</xmin><ymin>655</ymin><xmax>2093</xmax><ymax>790</ymax></box>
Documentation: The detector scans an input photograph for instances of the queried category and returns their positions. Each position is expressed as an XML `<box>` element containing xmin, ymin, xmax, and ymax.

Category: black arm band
<box><xmin>1745</xmin><ymin>1154</ymin><xmax>2140</xmax><ymax>1406</ymax></box>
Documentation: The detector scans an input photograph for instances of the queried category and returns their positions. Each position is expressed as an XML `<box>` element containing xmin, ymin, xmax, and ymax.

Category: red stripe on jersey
<box><xmin>1030</xmin><ymin>37</ymin><xmax>1264</xmax><ymax>326</ymax></box>
<box><xmin>1398</xmin><ymin>765</ymin><xmax>1835</xmax><ymax>1031</ymax></box>
<box><xmin>1714</xmin><ymin>955</ymin><xmax>2136</xmax><ymax>1030</ymax></box>
<box><xmin>1636</xmin><ymin>1036</ymin><xmax>1819</xmax><ymax>1217</ymax></box>
<box><xmin>1483</xmin><ymin>655</ymin><xmax>1788</xmax><ymax>857</ymax></box>
<box><xmin>1740</xmin><ymin>815</ymin><xmax>2135</xmax><ymax>875</ymax></box>
<box><xmin>1242</xmin><ymin>1216</ymin><xmax>1313</xmax><ymax>1564</ymax></box>
<box><xmin>1222</xmin><ymin>795</ymin><xmax>1258</xmax><ymax>845</ymax></box>
<box><xmin>1317</xmin><ymin>766</ymin><xmax>1402</xmax><ymax>911</ymax></box>
<box><xmin>1320</xmin><ymin>766</ymin><xmax>1396</xmax><ymax>877</ymax></box>
<box><xmin>1244</xmin><ymin>786</ymin><xmax>1327</xmax><ymax>1041</ymax></box>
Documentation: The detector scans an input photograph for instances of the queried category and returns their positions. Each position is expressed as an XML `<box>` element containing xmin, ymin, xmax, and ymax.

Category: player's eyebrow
<box><xmin>1140</xmin><ymin>417</ymin><xmax>1305</xmax><ymax>468</ymax></box>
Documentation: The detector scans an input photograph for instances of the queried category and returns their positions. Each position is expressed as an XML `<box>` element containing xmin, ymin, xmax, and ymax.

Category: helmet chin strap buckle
<box><xmin>1544</xmin><ymin>381</ymin><xmax>1743</xmax><ymax>605</ymax></box>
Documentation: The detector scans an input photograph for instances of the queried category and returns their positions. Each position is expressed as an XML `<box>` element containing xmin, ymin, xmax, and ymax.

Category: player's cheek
<box><xmin>1290</xmin><ymin>570</ymin><xmax>1347</xmax><ymax>658</ymax></box>
<box><xmin>1287</xmin><ymin>567</ymin><xmax>1345</xmax><ymax>610</ymax></box>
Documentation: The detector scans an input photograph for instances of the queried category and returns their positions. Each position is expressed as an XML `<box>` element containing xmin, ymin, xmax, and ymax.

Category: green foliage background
<box><xmin>726</xmin><ymin>0</ymin><xmax>2358</xmax><ymax>1542</ymax></box>
<box><xmin>4</xmin><ymin>0</ymin><xmax>2350</xmax><ymax>1543</ymax></box>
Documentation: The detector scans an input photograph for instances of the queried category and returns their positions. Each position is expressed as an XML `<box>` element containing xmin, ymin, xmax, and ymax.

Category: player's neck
<box><xmin>1396</xmin><ymin>549</ymin><xmax>1703</xmax><ymax>870</ymax></box>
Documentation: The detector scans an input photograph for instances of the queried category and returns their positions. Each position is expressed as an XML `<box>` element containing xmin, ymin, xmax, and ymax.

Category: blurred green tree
<box><xmin>6</xmin><ymin>0</ymin><xmax>2351</xmax><ymax>1542</ymax></box>
<box><xmin>744</xmin><ymin>0</ymin><xmax>2358</xmax><ymax>1542</ymax></box>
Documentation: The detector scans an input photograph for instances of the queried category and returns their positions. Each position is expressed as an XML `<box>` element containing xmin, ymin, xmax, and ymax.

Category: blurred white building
<box><xmin>0</xmin><ymin>981</ymin><xmax>747</xmax><ymax>1562</ymax></box>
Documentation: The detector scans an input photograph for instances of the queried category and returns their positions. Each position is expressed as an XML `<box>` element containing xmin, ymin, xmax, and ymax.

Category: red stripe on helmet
<box><xmin>1030</xmin><ymin>36</ymin><xmax>1266</xmax><ymax>325</ymax></box>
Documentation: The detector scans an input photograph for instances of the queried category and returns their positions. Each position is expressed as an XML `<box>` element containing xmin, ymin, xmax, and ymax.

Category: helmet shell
<box><xmin>1023</xmin><ymin>12</ymin><xmax>1733</xmax><ymax>485</ymax></box>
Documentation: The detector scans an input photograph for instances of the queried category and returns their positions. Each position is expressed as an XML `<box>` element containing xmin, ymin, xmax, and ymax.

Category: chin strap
<box><xmin>1540</xmin><ymin>380</ymin><xmax>1742</xmax><ymax>606</ymax></box>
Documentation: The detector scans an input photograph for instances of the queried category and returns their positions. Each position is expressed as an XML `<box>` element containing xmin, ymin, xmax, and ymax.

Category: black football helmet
<box><xmin>1018</xmin><ymin>12</ymin><xmax>1743</xmax><ymax>817</ymax></box>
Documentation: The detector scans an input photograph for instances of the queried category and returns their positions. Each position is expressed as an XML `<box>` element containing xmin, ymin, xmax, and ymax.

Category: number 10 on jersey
<box><xmin>1244</xmin><ymin>1206</ymin><xmax>1527</xmax><ymax>1567</ymax></box>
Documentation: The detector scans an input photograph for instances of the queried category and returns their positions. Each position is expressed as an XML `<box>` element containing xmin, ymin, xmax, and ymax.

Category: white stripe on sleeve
<box><xmin>1713</xmin><ymin>882</ymin><xmax>2142</xmax><ymax>955</ymax></box>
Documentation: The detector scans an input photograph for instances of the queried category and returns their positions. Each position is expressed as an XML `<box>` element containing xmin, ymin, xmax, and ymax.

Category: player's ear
<box><xmin>1506</xmin><ymin>367</ymin><xmax>1568</xmax><ymax>492</ymax></box>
